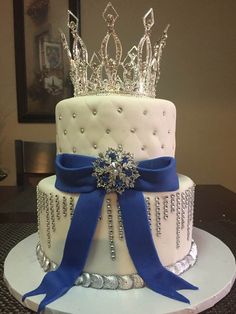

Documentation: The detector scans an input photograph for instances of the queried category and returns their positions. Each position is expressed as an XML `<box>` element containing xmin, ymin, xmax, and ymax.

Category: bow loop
<box><xmin>136</xmin><ymin>156</ymin><xmax>179</xmax><ymax>191</ymax></box>
<box><xmin>55</xmin><ymin>154</ymin><xmax>96</xmax><ymax>193</ymax></box>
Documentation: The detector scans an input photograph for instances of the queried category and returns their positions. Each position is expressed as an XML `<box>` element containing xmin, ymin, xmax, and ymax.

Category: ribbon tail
<box><xmin>22</xmin><ymin>285</ymin><xmax>46</xmax><ymax>302</ymax></box>
<box><xmin>36</xmin><ymin>287</ymin><xmax>71</xmax><ymax>314</ymax></box>
<box><xmin>22</xmin><ymin>189</ymin><xmax>106</xmax><ymax>313</ymax></box>
<box><xmin>118</xmin><ymin>190</ymin><xmax>198</xmax><ymax>304</ymax></box>
<box><xmin>147</xmin><ymin>270</ymin><xmax>198</xmax><ymax>304</ymax></box>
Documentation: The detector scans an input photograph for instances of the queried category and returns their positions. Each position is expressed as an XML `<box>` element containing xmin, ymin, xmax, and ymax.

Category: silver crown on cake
<box><xmin>61</xmin><ymin>2</ymin><xmax>169</xmax><ymax>98</ymax></box>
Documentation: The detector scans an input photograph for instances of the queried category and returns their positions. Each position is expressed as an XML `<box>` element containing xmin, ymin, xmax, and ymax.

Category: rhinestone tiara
<box><xmin>61</xmin><ymin>2</ymin><xmax>169</xmax><ymax>98</ymax></box>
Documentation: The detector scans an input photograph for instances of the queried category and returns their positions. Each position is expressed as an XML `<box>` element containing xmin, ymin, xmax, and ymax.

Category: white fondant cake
<box><xmin>56</xmin><ymin>95</ymin><xmax>176</xmax><ymax>159</ymax></box>
<box><xmin>36</xmin><ymin>95</ymin><xmax>196</xmax><ymax>281</ymax></box>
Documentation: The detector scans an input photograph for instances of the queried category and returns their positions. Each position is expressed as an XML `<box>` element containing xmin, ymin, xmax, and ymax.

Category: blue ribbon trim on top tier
<box><xmin>22</xmin><ymin>152</ymin><xmax>198</xmax><ymax>313</ymax></box>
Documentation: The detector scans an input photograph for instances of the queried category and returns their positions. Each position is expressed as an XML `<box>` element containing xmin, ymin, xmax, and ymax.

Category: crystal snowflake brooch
<box><xmin>92</xmin><ymin>147</ymin><xmax>140</xmax><ymax>194</ymax></box>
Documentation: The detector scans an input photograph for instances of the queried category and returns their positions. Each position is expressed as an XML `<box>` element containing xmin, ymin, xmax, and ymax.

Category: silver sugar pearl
<box><xmin>72</xmin><ymin>113</ymin><xmax>76</xmax><ymax>118</ymax></box>
<box><xmin>117</xmin><ymin>107</ymin><xmax>123</xmax><ymax>113</ymax></box>
<box><xmin>59</xmin><ymin>115</ymin><xmax>62</xmax><ymax>120</ymax></box>
<box><xmin>93</xmin><ymin>109</ymin><xmax>97</xmax><ymax>115</ymax></box>
<box><xmin>75</xmin><ymin>276</ymin><xmax>83</xmax><ymax>285</ymax></box>
<box><xmin>93</xmin><ymin>144</ymin><xmax>97</xmax><ymax>149</ymax></box>
<box><xmin>106</xmin><ymin>129</ymin><xmax>111</xmax><ymax>134</ymax></box>
<box><xmin>130</xmin><ymin>128</ymin><xmax>136</xmax><ymax>133</ymax></box>
<box><xmin>80</xmin><ymin>128</ymin><xmax>84</xmax><ymax>133</ymax></box>
<box><xmin>64</xmin><ymin>129</ymin><xmax>67</xmax><ymax>135</ymax></box>
<box><xmin>118</xmin><ymin>144</ymin><xmax>123</xmax><ymax>149</ymax></box>
<box><xmin>73</xmin><ymin>147</ymin><xmax>76</xmax><ymax>153</ymax></box>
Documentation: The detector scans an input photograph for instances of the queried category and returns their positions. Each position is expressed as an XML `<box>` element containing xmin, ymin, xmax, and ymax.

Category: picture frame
<box><xmin>13</xmin><ymin>0</ymin><xmax>81</xmax><ymax>123</ymax></box>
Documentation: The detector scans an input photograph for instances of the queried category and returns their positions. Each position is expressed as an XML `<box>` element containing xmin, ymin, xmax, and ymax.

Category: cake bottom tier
<box><xmin>37</xmin><ymin>174</ymin><xmax>196</xmax><ymax>278</ymax></box>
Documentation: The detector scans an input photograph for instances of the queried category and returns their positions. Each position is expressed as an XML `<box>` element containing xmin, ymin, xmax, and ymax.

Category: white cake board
<box><xmin>4</xmin><ymin>228</ymin><xmax>236</xmax><ymax>314</ymax></box>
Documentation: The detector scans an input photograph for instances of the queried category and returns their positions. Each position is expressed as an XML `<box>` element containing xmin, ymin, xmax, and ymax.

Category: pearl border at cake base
<box><xmin>4</xmin><ymin>228</ymin><xmax>236</xmax><ymax>314</ymax></box>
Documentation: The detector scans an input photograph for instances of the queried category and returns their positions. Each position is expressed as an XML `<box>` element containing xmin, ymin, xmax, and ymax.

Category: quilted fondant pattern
<box><xmin>56</xmin><ymin>95</ymin><xmax>176</xmax><ymax>160</ymax></box>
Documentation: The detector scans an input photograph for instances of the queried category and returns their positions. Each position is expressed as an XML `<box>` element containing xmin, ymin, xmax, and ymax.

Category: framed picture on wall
<box><xmin>13</xmin><ymin>0</ymin><xmax>80</xmax><ymax>123</ymax></box>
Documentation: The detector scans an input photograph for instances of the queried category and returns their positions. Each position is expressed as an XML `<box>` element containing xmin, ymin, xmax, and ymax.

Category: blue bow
<box><xmin>22</xmin><ymin>153</ymin><xmax>198</xmax><ymax>313</ymax></box>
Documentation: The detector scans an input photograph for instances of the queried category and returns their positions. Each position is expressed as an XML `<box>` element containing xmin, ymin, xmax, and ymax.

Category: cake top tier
<box><xmin>61</xmin><ymin>2</ymin><xmax>169</xmax><ymax>98</ymax></box>
<box><xmin>56</xmin><ymin>95</ymin><xmax>176</xmax><ymax>160</ymax></box>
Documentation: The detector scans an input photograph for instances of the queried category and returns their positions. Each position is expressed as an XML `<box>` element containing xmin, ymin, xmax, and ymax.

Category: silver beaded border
<box><xmin>36</xmin><ymin>241</ymin><xmax>197</xmax><ymax>290</ymax></box>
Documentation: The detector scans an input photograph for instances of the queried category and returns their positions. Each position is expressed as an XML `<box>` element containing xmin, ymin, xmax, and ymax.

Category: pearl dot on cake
<box><xmin>171</xmin><ymin>194</ymin><xmax>176</xmax><ymax>212</ymax></box>
<box><xmin>155</xmin><ymin>196</ymin><xmax>161</xmax><ymax>237</ymax></box>
<box><xmin>72</xmin><ymin>113</ymin><xmax>76</xmax><ymax>118</ymax></box>
<box><xmin>62</xmin><ymin>196</ymin><xmax>68</xmax><ymax>218</ymax></box>
<box><xmin>117</xmin><ymin>107</ymin><xmax>123</xmax><ymax>113</ymax></box>
<box><xmin>93</xmin><ymin>109</ymin><xmax>97</xmax><ymax>115</ymax></box>
<box><xmin>117</xmin><ymin>201</ymin><xmax>124</xmax><ymax>240</ymax></box>
<box><xmin>181</xmin><ymin>192</ymin><xmax>186</xmax><ymax>230</ymax></box>
<box><xmin>106</xmin><ymin>199</ymin><xmax>116</xmax><ymax>260</ymax></box>
<box><xmin>93</xmin><ymin>144</ymin><xmax>97</xmax><ymax>149</ymax></box>
<box><xmin>130</xmin><ymin>128</ymin><xmax>136</xmax><ymax>133</ymax></box>
<box><xmin>69</xmin><ymin>197</ymin><xmax>74</xmax><ymax>220</ymax></box>
<box><xmin>49</xmin><ymin>193</ymin><xmax>56</xmax><ymax>233</ymax></box>
<box><xmin>36</xmin><ymin>188</ymin><xmax>40</xmax><ymax>238</ymax></box>
<box><xmin>59</xmin><ymin>115</ymin><xmax>62</xmax><ymax>120</ymax></box>
<box><xmin>145</xmin><ymin>197</ymin><xmax>152</xmax><ymax>228</ymax></box>
<box><xmin>64</xmin><ymin>129</ymin><xmax>67</xmax><ymax>135</ymax></box>
<box><xmin>163</xmin><ymin>196</ymin><xmax>169</xmax><ymax>220</ymax></box>
<box><xmin>73</xmin><ymin>147</ymin><xmax>76</xmax><ymax>153</ymax></box>
<box><xmin>45</xmin><ymin>194</ymin><xmax>51</xmax><ymax>249</ymax></box>
<box><xmin>176</xmin><ymin>192</ymin><xmax>181</xmax><ymax>249</ymax></box>
<box><xmin>80</xmin><ymin>128</ymin><xmax>84</xmax><ymax>133</ymax></box>
<box><xmin>106</xmin><ymin>129</ymin><xmax>111</xmax><ymax>134</ymax></box>
<box><xmin>55</xmin><ymin>194</ymin><xmax>60</xmax><ymax>221</ymax></box>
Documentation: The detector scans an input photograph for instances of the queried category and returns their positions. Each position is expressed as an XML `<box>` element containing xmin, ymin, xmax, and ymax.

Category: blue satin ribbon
<box><xmin>22</xmin><ymin>154</ymin><xmax>198</xmax><ymax>313</ymax></box>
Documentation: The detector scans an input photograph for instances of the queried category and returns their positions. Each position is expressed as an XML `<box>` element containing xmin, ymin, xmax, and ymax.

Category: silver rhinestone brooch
<box><xmin>93</xmin><ymin>148</ymin><xmax>140</xmax><ymax>194</ymax></box>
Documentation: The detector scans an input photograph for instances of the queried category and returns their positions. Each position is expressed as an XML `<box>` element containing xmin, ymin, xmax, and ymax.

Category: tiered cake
<box><xmin>36</xmin><ymin>95</ymin><xmax>197</xmax><ymax>286</ymax></box>
<box><xmin>24</xmin><ymin>3</ymin><xmax>198</xmax><ymax>310</ymax></box>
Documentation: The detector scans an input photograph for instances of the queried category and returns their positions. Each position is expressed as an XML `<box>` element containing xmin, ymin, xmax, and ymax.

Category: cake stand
<box><xmin>4</xmin><ymin>228</ymin><xmax>236</xmax><ymax>314</ymax></box>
